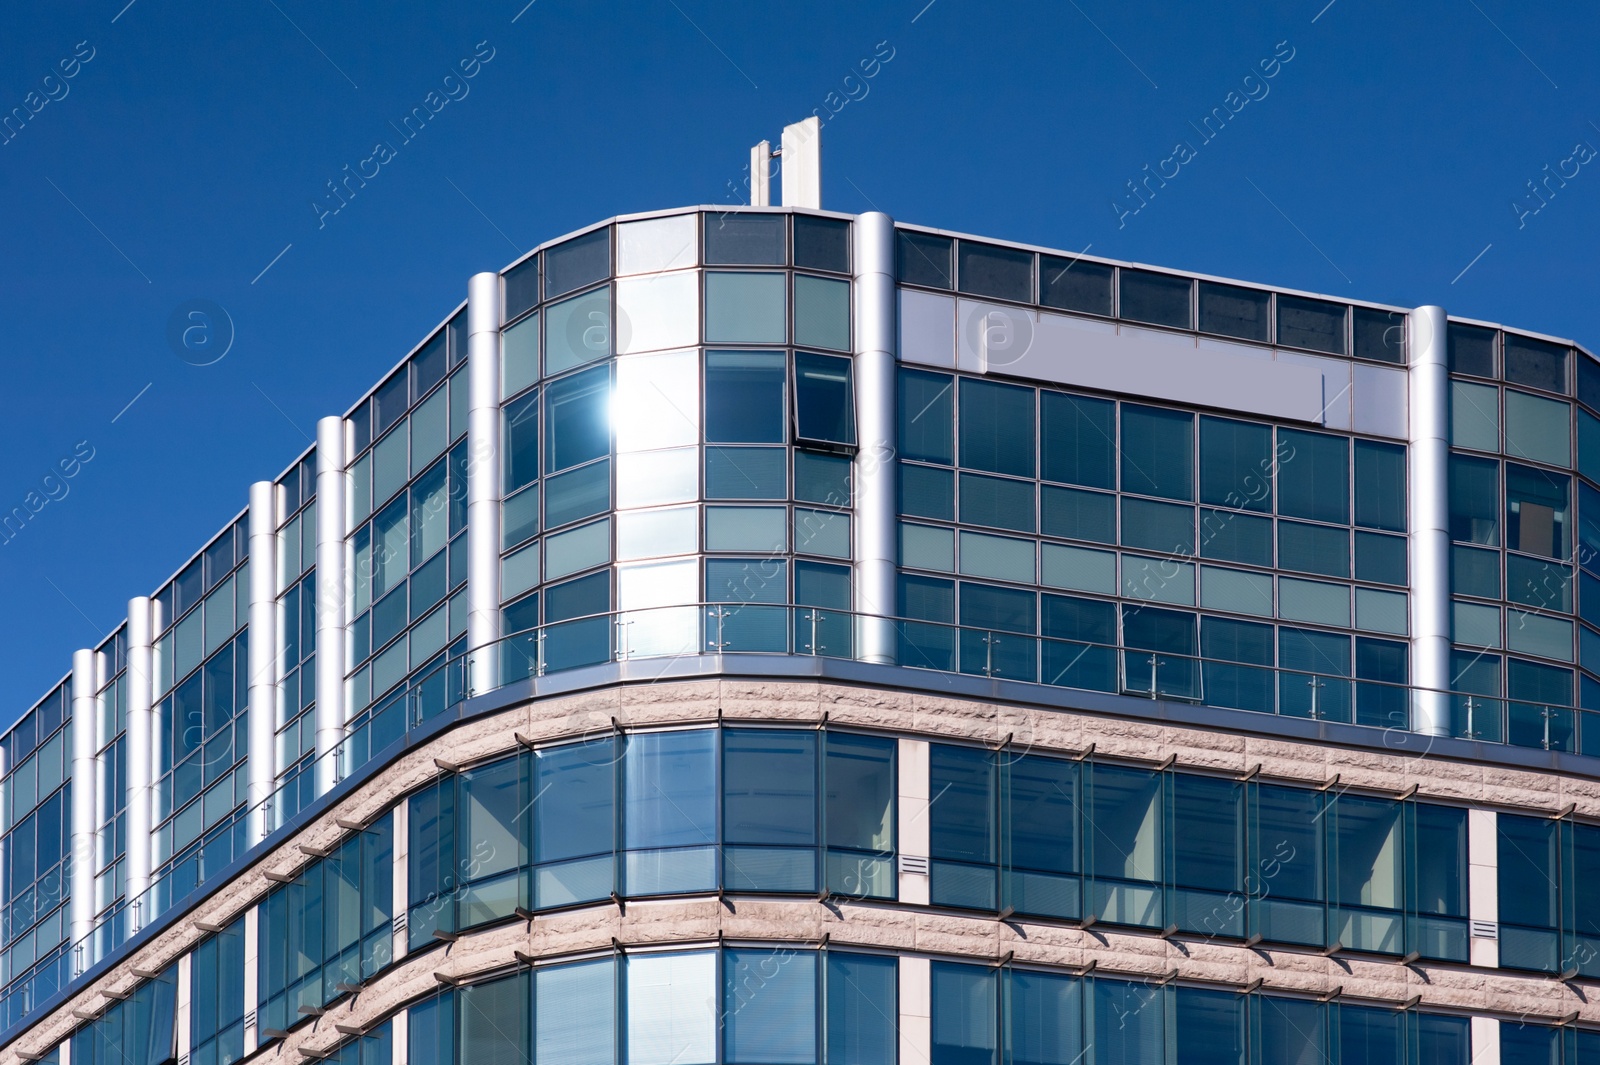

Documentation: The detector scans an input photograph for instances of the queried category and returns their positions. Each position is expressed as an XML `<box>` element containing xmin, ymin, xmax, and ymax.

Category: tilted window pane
<box><xmin>1352</xmin><ymin>307</ymin><xmax>1405</xmax><ymax>364</ymax></box>
<box><xmin>1198</xmin><ymin>282</ymin><xmax>1269</xmax><ymax>342</ymax></box>
<box><xmin>544</xmin><ymin>365</ymin><xmax>611</xmax><ymax>474</ymax></box>
<box><xmin>1450</xmin><ymin>380</ymin><xmax>1499</xmax><ymax>452</ymax></box>
<box><xmin>504</xmin><ymin>390</ymin><xmax>539</xmax><ymax>493</ymax></box>
<box><xmin>1039</xmin><ymin>256</ymin><xmax>1112</xmax><ymax>316</ymax></box>
<box><xmin>960</xmin><ymin>379</ymin><xmax>1035</xmax><ymax>477</ymax></box>
<box><xmin>1505</xmin><ymin>334</ymin><xmax>1570</xmax><ymax>395</ymax></box>
<box><xmin>899</xmin><ymin>368</ymin><xmax>954</xmax><ymax>464</ymax></box>
<box><xmin>533</xmin><ymin>739</ymin><xmax>614</xmax><ymax>907</ymax></box>
<box><xmin>618</xmin><ymin>213</ymin><xmax>696</xmax><ymax>276</ymax></box>
<box><xmin>1505</xmin><ymin>462</ymin><xmax>1570</xmax><ymax>558</ymax></box>
<box><xmin>705</xmin><ymin>213</ymin><xmax>785</xmax><ymax>265</ymax></box>
<box><xmin>1276</xmin><ymin>295</ymin><xmax>1346</xmax><ymax>354</ymax></box>
<box><xmin>1329</xmin><ymin>795</ymin><xmax>1402</xmax><ymax>923</ymax></box>
<box><xmin>1119</xmin><ymin>269</ymin><xmax>1191</xmax><ymax>329</ymax></box>
<box><xmin>707</xmin><ymin>350</ymin><xmax>786</xmax><ymax>443</ymax></box>
<box><xmin>625</xmin><ymin>730</ymin><xmax>716</xmax><ymax>850</ymax></box>
<box><xmin>898</xmin><ymin>230</ymin><xmax>953</xmax><ymax>289</ymax></box>
<box><xmin>1448</xmin><ymin>323</ymin><xmax>1496</xmax><ymax>378</ymax></box>
<box><xmin>544</xmin><ymin>226</ymin><xmax>610</xmax><ymax>300</ymax></box>
<box><xmin>1448</xmin><ymin>454</ymin><xmax>1500</xmax><ymax>546</ymax></box>
<box><xmin>1255</xmin><ymin>996</ymin><xmax>1325</xmax><ymax>1065</ymax></box>
<box><xmin>958</xmin><ymin>240</ymin><xmax>1032</xmax><ymax>302</ymax></box>
<box><xmin>705</xmin><ymin>272</ymin><xmax>786</xmax><ymax>344</ymax></box>
<box><xmin>1041</xmin><ymin>391</ymin><xmax>1115</xmax><ymax>489</ymax></box>
<box><xmin>794</xmin><ymin>215</ymin><xmax>849</xmax><ymax>273</ymax></box>
<box><xmin>1277</xmin><ymin>429</ymin><xmax>1348</xmax><ymax>524</ymax></box>
<box><xmin>794</xmin><ymin>351</ymin><xmax>856</xmax><ymax>447</ymax></box>
<box><xmin>1354</xmin><ymin>440</ymin><xmax>1406</xmax><ymax>531</ymax></box>
<box><xmin>1121</xmin><ymin>406</ymin><xmax>1194</xmax><ymax>501</ymax></box>
<box><xmin>724</xmin><ymin>949</ymin><xmax>817</xmax><ymax>1064</ymax></box>
<box><xmin>1200</xmin><ymin>417</ymin><xmax>1273</xmax><ymax>512</ymax></box>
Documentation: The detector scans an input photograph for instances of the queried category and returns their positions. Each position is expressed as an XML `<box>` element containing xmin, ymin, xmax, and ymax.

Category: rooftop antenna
<box><xmin>750</xmin><ymin>117</ymin><xmax>820</xmax><ymax>209</ymax></box>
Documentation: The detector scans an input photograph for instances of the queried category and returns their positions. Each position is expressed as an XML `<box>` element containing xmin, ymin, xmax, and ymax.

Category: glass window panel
<box><xmin>794</xmin><ymin>508</ymin><xmax>850</xmax><ymax>558</ymax></box>
<box><xmin>545</xmin><ymin>285</ymin><xmax>612</xmax><ymax>375</ymax></box>
<box><xmin>1121</xmin><ymin>555</ymin><xmax>1195</xmax><ymax>606</ymax></box>
<box><xmin>617</xmin><ymin>506</ymin><xmax>696</xmax><ymax>561</ymax></box>
<box><xmin>1278</xmin><ymin>521</ymin><xmax>1349</xmax><ymax>578</ymax></box>
<box><xmin>371</xmin><ymin>496</ymin><xmax>410</xmax><ymax>600</ymax></box>
<box><xmin>505</xmin><ymin>389</ymin><xmax>540</xmax><ymax>493</ymax></box>
<box><xmin>705</xmin><ymin>557</ymin><xmax>787</xmax><ymax>605</ymax></box>
<box><xmin>625</xmin><ymin>730</ymin><xmax>716</xmax><ymax>850</ymax></box>
<box><xmin>617</xmin><ymin>446</ymin><xmax>698</xmax><ymax>508</ymax></box>
<box><xmin>1041</xmin><ymin>485</ymin><xmax>1115</xmax><ymax>544</ymax></box>
<box><xmin>1499</xmin><ymin>1024</ymin><xmax>1560</xmax><ymax>1065</ymax></box>
<box><xmin>826</xmin><ymin>953</ymin><xmax>896</xmax><ymax>1065</ymax></box>
<box><xmin>1505</xmin><ymin>334</ymin><xmax>1570</xmax><ymax>394</ymax></box>
<box><xmin>1005</xmin><ymin>969</ymin><xmax>1082</xmax><ymax>1065</ymax></box>
<box><xmin>706</xmin><ymin>506</ymin><xmax>787</xmax><ymax>552</ymax></box>
<box><xmin>958</xmin><ymin>531</ymin><xmax>1035</xmax><ymax>584</ymax></box>
<box><xmin>795</xmin><ymin>451</ymin><xmax>850</xmax><ymax>506</ymax></box>
<box><xmin>544</xmin><ymin>226</ymin><xmax>610</xmax><ymax>299</ymax></box>
<box><xmin>794</xmin><ymin>351</ymin><xmax>856</xmax><ymax>446</ymax></box>
<box><xmin>503</xmin><ymin>312</ymin><xmax>539</xmax><ymax>399</ymax></box>
<box><xmin>536</xmin><ymin>958</ymin><xmax>615</xmax><ymax>1065</ymax></box>
<box><xmin>1120</xmin><ymin>498</ymin><xmax>1194</xmax><ymax>554</ymax></box>
<box><xmin>1199</xmin><ymin>509</ymin><xmax>1273</xmax><ymax>566</ymax></box>
<box><xmin>1041</xmin><ymin>391</ymin><xmax>1115</xmax><ymax>488</ymax></box>
<box><xmin>1506</xmin><ymin>555</ymin><xmax>1572</xmax><ymax>611</ymax></box>
<box><xmin>931</xmin><ymin>962</ymin><xmax>996</xmax><ymax>1065</ymax></box>
<box><xmin>1583</xmin><ymin>355</ymin><xmax>1600</xmax><ymax>412</ymax></box>
<box><xmin>1087</xmin><ymin>762</ymin><xmax>1163</xmax><ymax>883</ymax></box>
<box><xmin>958</xmin><ymin>241</ymin><xmax>1032</xmax><ymax>302</ymax></box>
<box><xmin>1354</xmin><ymin>532</ymin><xmax>1406</xmax><ymax>585</ymax></box>
<box><xmin>1277</xmin><ymin>429</ymin><xmax>1348</xmax><ymax>523</ymax></box>
<box><xmin>534</xmin><ymin>739</ymin><xmax>614</xmax><ymax>868</ymax></box>
<box><xmin>1198</xmin><ymin>565</ymin><xmax>1273</xmax><ymax>617</ymax></box>
<box><xmin>545</xmin><ymin>460</ymin><xmax>610</xmax><ymax>529</ymax></box>
<box><xmin>1119</xmin><ymin>269</ymin><xmax>1191</xmax><ymax>329</ymax></box>
<box><xmin>794</xmin><ymin>275</ymin><xmax>851</xmax><ymax>351</ymax></box>
<box><xmin>707</xmin><ymin>350</ymin><xmax>786</xmax><ymax>443</ymax></box>
<box><xmin>930</xmin><ymin>744</ymin><xmax>993</xmax><ymax>864</ymax></box>
<box><xmin>1171</xmin><ymin>774</ymin><xmax>1242</xmax><ymax>894</ymax></box>
<box><xmin>1278</xmin><ymin>577</ymin><xmax>1350</xmax><ymax>627</ymax></box>
<box><xmin>1090</xmin><ymin>978</ymin><xmax>1162</xmax><ymax>1065</ymax></box>
<box><xmin>794</xmin><ymin>216</ymin><xmax>849</xmax><ymax>273</ymax></box>
<box><xmin>617</xmin><ymin>213</ymin><xmax>696</xmax><ymax>275</ymax></box>
<box><xmin>708</xmin><ymin>446</ymin><xmax>787</xmax><ymax>499</ymax></box>
<box><xmin>1449</xmin><ymin>455</ymin><xmax>1500</xmax><ymax>546</ymax></box>
<box><xmin>546</xmin><ymin>519</ymin><xmax>611</xmax><ymax>580</ymax></box>
<box><xmin>1450</xmin><ymin>380</ymin><xmax>1499</xmax><ymax>451</ymax></box>
<box><xmin>616</xmin><ymin>271</ymin><xmax>697</xmax><ymax>355</ymax></box>
<box><xmin>960</xmin><ymin>473</ymin><xmax>1035</xmax><ymax>533</ymax></box>
<box><xmin>1121</xmin><ymin>406</ymin><xmax>1194</xmax><ymax>501</ymax></box>
<box><xmin>373</xmin><ymin>421</ymin><xmax>409</xmax><ymax>508</ymax></box>
<box><xmin>545</xmin><ymin>365</ymin><xmax>611</xmax><ymax>473</ymax></box>
<box><xmin>411</xmin><ymin>460</ymin><xmax>449</xmax><ymax>564</ymax></box>
<box><xmin>1006</xmin><ymin>749</ymin><xmax>1079</xmax><ymax>877</ymax></box>
<box><xmin>1200</xmin><ymin>417</ymin><xmax>1272</xmax><ymax>512</ymax></box>
<box><xmin>1039</xmin><ymin>256</ymin><xmax>1112</xmax><ymax>316</ymax></box>
<box><xmin>1352</xmin><ymin>307</ymin><xmax>1405</xmax><ymax>364</ymax></box>
<box><xmin>1506</xmin><ymin>463</ymin><xmax>1570</xmax><ymax>558</ymax></box>
<box><xmin>1505</xmin><ymin>390</ymin><xmax>1572</xmax><ymax>468</ymax></box>
<box><xmin>705</xmin><ymin>213</ymin><xmax>785</xmax><ymax>265</ymax></box>
<box><xmin>1198</xmin><ymin>282</ymin><xmax>1269</xmax><ymax>342</ymax></box>
<box><xmin>412</xmin><ymin>387</ymin><xmax>448</xmax><ymax>473</ymax></box>
<box><xmin>504</xmin><ymin>255</ymin><xmax>539</xmax><ymax>322</ymax></box>
<box><xmin>1580</xmin><ymin>408</ymin><xmax>1600</xmax><ymax>482</ymax></box>
<box><xmin>1276</xmin><ymin>295</ymin><xmax>1346</xmax><ymax>354</ymax></box>
<box><xmin>373</xmin><ymin>370</ymin><xmax>408</xmax><ymax>438</ymax></box>
<box><xmin>898</xmin><ymin>230</ymin><xmax>953</xmax><ymax>289</ymax></box>
<box><xmin>902</xmin><ymin>522</ymin><xmax>955</xmax><ymax>572</ymax></box>
<box><xmin>960</xmin><ymin>379</ymin><xmax>1035</xmax><ymax>477</ymax></box>
<box><xmin>900</xmin><ymin>369</ymin><xmax>954</xmax><ymax>465</ymax></box>
<box><xmin>705</xmin><ymin>272</ymin><xmax>786</xmax><ymax>344</ymax></box>
<box><xmin>614</xmin><ymin>349</ymin><xmax>698</xmax><ymax>452</ymax></box>
<box><xmin>1448</xmin><ymin>323</ymin><xmax>1496</xmax><ymax>377</ymax></box>
<box><xmin>1353</xmin><ymin>440</ymin><xmax>1405</xmax><ymax>531</ymax></box>
<box><xmin>626</xmin><ymin>952</ymin><xmax>716</xmax><ymax>1065</ymax></box>
<box><xmin>724</xmin><ymin>949</ymin><xmax>817</xmax><ymax>1064</ymax></box>
<box><xmin>503</xmin><ymin>484</ymin><xmax>539</xmax><ymax>549</ymax></box>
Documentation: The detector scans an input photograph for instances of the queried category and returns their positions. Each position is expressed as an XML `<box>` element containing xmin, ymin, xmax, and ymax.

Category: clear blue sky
<box><xmin>1</xmin><ymin>0</ymin><xmax>1596</xmax><ymax>718</ymax></box>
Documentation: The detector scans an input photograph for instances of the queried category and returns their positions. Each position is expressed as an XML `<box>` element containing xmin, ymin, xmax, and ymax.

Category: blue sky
<box><xmin>0</xmin><ymin>0</ymin><xmax>1596</xmax><ymax>716</ymax></box>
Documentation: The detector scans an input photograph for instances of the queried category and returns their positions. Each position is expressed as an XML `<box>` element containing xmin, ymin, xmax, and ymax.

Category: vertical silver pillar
<box><xmin>853</xmin><ymin>211</ymin><xmax>898</xmax><ymax>664</ymax></box>
<box><xmin>124</xmin><ymin>596</ymin><xmax>155</xmax><ymax>920</ymax></box>
<box><xmin>314</xmin><ymin>416</ymin><xmax>348</xmax><ymax>795</ymax></box>
<box><xmin>1409</xmin><ymin>305</ymin><xmax>1451</xmax><ymax>736</ymax></box>
<box><xmin>780</xmin><ymin>117</ymin><xmax>821</xmax><ymax>209</ymax></box>
<box><xmin>246</xmin><ymin>481</ymin><xmax>279</xmax><ymax>841</ymax></box>
<box><xmin>749</xmin><ymin>140</ymin><xmax>771</xmax><ymax>207</ymax></box>
<box><xmin>69</xmin><ymin>649</ymin><xmax>99</xmax><ymax>958</ymax></box>
<box><xmin>466</xmin><ymin>271</ymin><xmax>504</xmax><ymax>694</ymax></box>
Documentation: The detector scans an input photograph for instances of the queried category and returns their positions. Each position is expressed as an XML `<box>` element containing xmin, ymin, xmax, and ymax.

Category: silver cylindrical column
<box><xmin>68</xmin><ymin>648</ymin><xmax>99</xmax><ymax>960</ymax></box>
<box><xmin>314</xmin><ymin>416</ymin><xmax>348</xmax><ymax>795</ymax></box>
<box><xmin>1409</xmin><ymin>305</ymin><xmax>1451</xmax><ymax>736</ymax></box>
<box><xmin>466</xmin><ymin>271</ymin><xmax>504</xmax><ymax>695</ymax></box>
<box><xmin>246</xmin><ymin>480</ymin><xmax>279</xmax><ymax>840</ymax></box>
<box><xmin>124</xmin><ymin>596</ymin><xmax>155</xmax><ymax>922</ymax></box>
<box><xmin>853</xmin><ymin>211</ymin><xmax>898</xmax><ymax>665</ymax></box>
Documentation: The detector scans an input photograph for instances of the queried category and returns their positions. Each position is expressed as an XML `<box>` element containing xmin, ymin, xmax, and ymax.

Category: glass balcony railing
<box><xmin>7</xmin><ymin>601</ymin><xmax>1600</xmax><ymax>1035</ymax></box>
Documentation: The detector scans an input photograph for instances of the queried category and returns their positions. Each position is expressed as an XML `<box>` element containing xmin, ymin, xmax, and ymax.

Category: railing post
<box><xmin>1147</xmin><ymin>653</ymin><xmax>1159</xmax><ymax>700</ymax></box>
<box><xmin>710</xmin><ymin>607</ymin><xmax>730</xmax><ymax>652</ymax></box>
<box><xmin>1308</xmin><ymin>676</ymin><xmax>1325</xmax><ymax>720</ymax></box>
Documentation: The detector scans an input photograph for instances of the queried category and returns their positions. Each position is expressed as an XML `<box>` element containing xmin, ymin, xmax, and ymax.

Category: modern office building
<box><xmin>4</xmin><ymin>118</ymin><xmax>1600</xmax><ymax>1064</ymax></box>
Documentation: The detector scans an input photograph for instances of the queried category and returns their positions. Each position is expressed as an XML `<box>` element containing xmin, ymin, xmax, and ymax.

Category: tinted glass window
<box><xmin>1041</xmin><ymin>392</ymin><xmax>1114</xmax><ymax>489</ymax></box>
<box><xmin>544</xmin><ymin>365</ymin><xmax>610</xmax><ymax>474</ymax></box>
<box><xmin>1121</xmin><ymin>405</ymin><xmax>1193</xmax><ymax>500</ymax></box>
<box><xmin>1277</xmin><ymin>429</ymin><xmax>1348</xmax><ymax>524</ymax></box>
<box><xmin>793</xmin><ymin>352</ymin><xmax>856</xmax><ymax>447</ymax></box>
<box><xmin>957</xmin><ymin>241</ymin><xmax>1032</xmax><ymax>302</ymax></box>
<box><xmin>706</xmin><ymin>351</ymin><xmax>786</xmax><ymax>443</ymax></box>
<box><xmin>1504</xmin><ymin>334</ymin><xmax>1570</xmax><ymax>394</ymax></box>
<box><xmin>705</xmin><ymin>213</ymin><xmax>786</xmax><ymax>265</ymax></box>
<box><xmin>1354</xmin><ymin>440</ymin><xmax>1406</xmax><ymax>531</ymax></box>
<box><xmin>1353</xmin><ymin>307</ymin><xmax>1405</xmax><ymax>364</ymax></box>
<box><xmin>1448</xmin><ymin>323</ymin><xmax>1496</xmax><ymax>377</ymax></box>
<box><xmin>1197</xmin><ymin>282</ymin><xmax>1269</xmax><ymax>342</ymax></box>
<box><xmin>1199</xmin><ymin>417</ymin><xmax>1272</xmax><ymax>512</ymax></box>
<box><xmin>1276</xmin><ymin>295</ymin><xmax>1346</xmax><ymax>354</ymax></box>
<box><xmin>899</xmin><ymin>369</ymin><xmax>954</xmax><ymax>465</ymax></box>
<box><xmin>793</xmin><ymin>215</ymin><xmax>849</xmax><ymax>272</ymax></box>
<box><xmin>504</xmin><ymin>255</ymin><xmax>539</xmax><ymax>321</ymax></box>
<box><xmin>959</xmin><ymin>379</ymin><xmax>1035</xmax><ymax>477</ymax></box>
<box><xmin>897</xmin><ymin>231</ymin><xmax>952</xmax><ymax>289</ymax></box>
<box><xmin>1039</xmin><ymin>256</ymin><xmax>1112</xmax><ymax>316</ymax></box>
<box><xmin>1119</xmin><ymin>269</ymin><xmax>1191</xmax><ymax>328</ymax></box>
<box><xmin>544</xmin><ymin>227</ymin><xmax>610</xmax><ymax>299</ymax></box>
